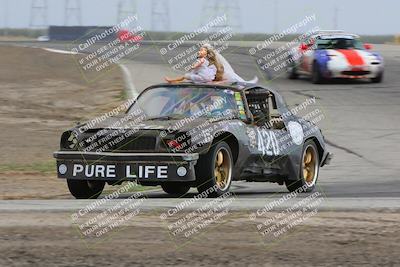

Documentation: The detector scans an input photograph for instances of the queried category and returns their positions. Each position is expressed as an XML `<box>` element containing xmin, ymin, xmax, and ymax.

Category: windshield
<box><xmin>316</xmin><ymin>38</ymin><xmax>364</xmax><ymax>50</ymax></box>
<box><xmin>128</xmin><ymin>86</ymin><xmax>239</xmax><ymax>119</ymax></box>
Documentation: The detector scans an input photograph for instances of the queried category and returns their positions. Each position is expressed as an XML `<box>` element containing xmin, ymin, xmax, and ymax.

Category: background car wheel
<box><xmin>371</xmin><ymin>72</ymin><xmax>383</xmax><ymax>83</ymax></box>
<box><xmin>67</xmin><ymin>179</ymin><xmax>105</xmax><ymax>199</ymax></box>
<box><xmin>285</xmin><ymin>140</ymin><xmax>320</xmax><ymax>193</ymax></box>
<box><xmin>287</xmin><ymin>59</ymin><xmax>298</xmax><ymax>79</ymax></box>
<box><xmin>311</xmin><ymin>62</ymin><xmax>323</xmax><ymax>84</ymax></box>
<box><xmin>196</xmin><ymin>141</ymin><xmax>233</xmax><ymax>197</ymax></box>
<box><xmin>161</xmin><ymin>182</ymin><xmax>190</xmax><ymax>196</ymax></box>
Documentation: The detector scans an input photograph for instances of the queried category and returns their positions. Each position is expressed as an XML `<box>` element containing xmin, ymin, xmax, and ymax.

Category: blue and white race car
<box><xmin>287</xmin><ymin>30</ymin><xmax>384</xmax><ymax>83</ymax></box>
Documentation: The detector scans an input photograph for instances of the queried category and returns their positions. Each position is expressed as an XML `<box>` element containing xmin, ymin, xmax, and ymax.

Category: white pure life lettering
<box><xmin>72</xmin><ymin>164</ymin><xmax>116</xmax><ymax>178</ymax></box>
<box><xmin>126</xmin><ymin>165</ymin><xmax>168</xmax><ymax>179</ymax></box>
<box><xmin>72</xmin><ymin>164</ymin><xmax>169</xmax><ymax>178</ymax></box>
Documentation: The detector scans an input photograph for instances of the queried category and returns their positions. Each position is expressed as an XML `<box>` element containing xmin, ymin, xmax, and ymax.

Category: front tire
<box><xmin>161</xmin><ymin>182</ymin><xmax>190</xmax><ymax>196</ymax></box>
<box><xmin>311</xmin><ymin>62</ymin><xmax>323</xmax><ymax>84</ymax></box>
<box><xmin>67</xmin><ymin>179</ymin><xmax>105</xmax><ymax>199</ymax></box>
<box><xmin>196</xmin><ymin>141</ymin><xmax>233</xmax><ymax>197</ymax></box>
<box><xmin>371</xmin><ymin>72</ymin><xmax>383</xmax><ymax>83</ymax></box>
<box><xmin>285</xmin><ymin>140</ymin><xmax>320</xmax><ymax>193</ymax></box>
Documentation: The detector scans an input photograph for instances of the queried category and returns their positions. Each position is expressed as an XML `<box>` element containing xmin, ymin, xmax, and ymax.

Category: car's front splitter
<box><xmin>54</xmin><ymin>151</ymin><xmax>198</xmax><ymax>182</ymax></box>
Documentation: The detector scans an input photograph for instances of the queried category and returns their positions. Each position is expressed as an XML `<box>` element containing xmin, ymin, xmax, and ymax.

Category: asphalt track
<box><xmin>1</xmin><ymin>41</ymin><xmax>400</xmax><ymax>207</ymax></box>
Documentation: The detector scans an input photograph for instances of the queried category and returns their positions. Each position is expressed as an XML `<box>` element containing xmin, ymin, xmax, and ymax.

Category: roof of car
<box><xmin>318</xmin><ymin>34</ymin><xmax>359</xmax><ymax>40</ymax></box>
<box><xmin>310</xmin><ymin>30</ymin><xmax>359</xmax><ymax>39</ymax></box>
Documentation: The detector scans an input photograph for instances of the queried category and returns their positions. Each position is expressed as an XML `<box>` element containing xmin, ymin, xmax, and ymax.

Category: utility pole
<box><xmin>151</xmin><ymin>0</ymin><xmax>170</xmax><ymax>31</ymax></box>
<box><xmin>333</xmin><ymin>6</ymin><xmax>339</xmax><ymax>30</ymax></box>
<box><xmin>117</xmin><ymin>0</ymin><xmax>137</xmax><ymax>25</ymax></box>
<box><xmin>201</xmin><ymin>0</ymin><xmax>241</xmax><ymax>32</ymax></box>
<box><xmin>64</xmin><ymin>0</ymin><xmax>82</xmax><ymax>26</ymax></box>
<box><xmin>3</xmin><ymin>0</ymin><xmax>8</xmax><ymax>35</ymax></box>
<box><xmin>273</xmin><ymin>0</ymin><xmax>278</xmax><ymax>33</ymax></box>
<box><xmin>29</xmin><ymin>0</ymin><xmax>48</xmax><ymax>28</ymax></box>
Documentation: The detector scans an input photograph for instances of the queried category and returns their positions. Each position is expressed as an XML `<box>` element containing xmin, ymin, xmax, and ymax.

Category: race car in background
<box><xmin>287</xmin><ymin>30</ymin><xmax>384</xmax><ymax>83</ymax></box>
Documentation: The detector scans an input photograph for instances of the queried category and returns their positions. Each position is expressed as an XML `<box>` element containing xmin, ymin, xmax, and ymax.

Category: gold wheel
<box><xmin>214</xmin><ymin>147</ymin><xmax>232</xmax><ymax>191</ymax></box>
<box><xmin>302</xmin><ymin>144</ymin><xmax>318</xmax><ymax>187</ymax></box>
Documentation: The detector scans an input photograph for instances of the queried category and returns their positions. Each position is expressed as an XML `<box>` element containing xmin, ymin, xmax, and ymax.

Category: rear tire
<box><xmin>161</xmin><ymin>182</ymin><xmax>190</xmax><ymax>196</ymax></box>
<box><xmin>287</xmin><ymin>59</ymin><xmax>298</xmax><ymax>79</ymax></box>
<box><xmin>67</xmin><ymin>179</ymin><xmax>105</xmax><ymax>199</ymax></box>
<box><xmin>285</xmin><ymin>140</ymin><xmax>320</xmax><ymax>193</ymax></box>
<box><xmin>196</xmin><ymin>141</ymin><xmax>233</xmax><ymax>197</ymax></box>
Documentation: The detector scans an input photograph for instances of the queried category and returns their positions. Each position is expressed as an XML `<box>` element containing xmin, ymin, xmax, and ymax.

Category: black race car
<box><xmin>54</xmin><ymin>82</ymin><xmax>332</xmax><ymax>198</ymax></box>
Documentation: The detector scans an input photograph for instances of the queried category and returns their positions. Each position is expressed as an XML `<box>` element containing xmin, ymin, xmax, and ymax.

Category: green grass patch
<box><xmin>0</xmin><ymin>160</ymin><xmax>56</xmax><ymax>174</ymax></box>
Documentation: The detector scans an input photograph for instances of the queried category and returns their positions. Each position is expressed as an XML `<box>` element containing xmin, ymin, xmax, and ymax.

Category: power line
<box><xmin>29</xmin><ymin>0</ymin><xmax>48</xmax><ymax>28</ymax></box>
<box><xmin>64</xmin><ymin>0</ymin><xmax>82</xmax><ymax>26</ymax></box>
<box><xmin>151</xmin><ymin>0</ymin><xmax>170</xmax><ymax>31</ymax></box>
<box><xmin>273</xmin><ymin>0</ymin><xmax>278</xmax><ymax>33</ymax></box>
<box><xmin>201</xmin><ymin>0</ymin><xmax>241</xmax><ymax>32</ymax></box>
<box><xmin>117</xmin><ymin>0</ymin><xmax>137</xmax><ymax>25</ymax></box>
<box><xmin>3</xmin><ymin>0</ymin><xmax>9</xmax><ymax>35</ymax></box>
<box><xmin>333</xmin><ymin>6</ymin><xmax>339</xmax><ymax>29</ymax></box>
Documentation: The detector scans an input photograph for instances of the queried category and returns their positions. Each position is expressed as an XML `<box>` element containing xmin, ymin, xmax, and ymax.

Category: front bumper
<box><xmin>327</xmin><ymin>64</ymin><xmax>383</xmax><ymax>79</ymax></box>
<box><xmin>321</xmin><ymin>152</ymin><xmax>333</xmax><ymax>167</ymax></box>
<box><xmin>53</xmin><ymin>151</ymin><xmax>198</xmax><ymax>182</ymax></box>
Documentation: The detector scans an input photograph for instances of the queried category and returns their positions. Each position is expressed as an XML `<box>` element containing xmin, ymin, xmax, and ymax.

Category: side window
<box><xmin>245</xmin><ymin>88</ymin><xmax>270</xmax><ymax>126</ymax></box>
<box><xmin>268</xmin><ymin>93</ymin><xmax>285</xmax><ymax>130</ymax></box>
<box><xmin>233</xmin><ymin>92</ymin><xmax>248</xmax><ymax>121</ymax></box>
<box><xmin>245</xmin><ymin>88</ymin><xmax>285</xmax><ymax>130</ymax></box>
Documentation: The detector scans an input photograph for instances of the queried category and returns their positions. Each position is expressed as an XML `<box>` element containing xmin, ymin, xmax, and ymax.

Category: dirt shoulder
<box><xmin>0</xmin><ymin>45</ymin><xmax>125</xmax><ymax>199</ymax></box>
<box><xmin>0</xmin><ymin>211</ymin><xmax>399</xmax><ymax>266</ymax></box>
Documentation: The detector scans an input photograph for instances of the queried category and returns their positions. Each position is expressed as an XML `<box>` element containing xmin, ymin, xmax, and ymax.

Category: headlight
<box><xmin>163</xmin><ymin>132</ymin><xmax>191</xmax><ymax>151</ymax></box>
<box><xmin>60</xmin><ymin>131</ymin><xmax>79</xmax><ymax>150</ymax></box>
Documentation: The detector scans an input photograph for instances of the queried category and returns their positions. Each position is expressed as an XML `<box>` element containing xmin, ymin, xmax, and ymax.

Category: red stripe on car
<box><xmin>337</xmin><ymin>49</ymin><xmax>365</xmax><ymax>66</ymax></box>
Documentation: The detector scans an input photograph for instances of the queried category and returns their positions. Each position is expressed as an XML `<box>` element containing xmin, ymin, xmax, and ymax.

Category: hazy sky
<box><xmin>1</xmin><ymin>0</ymin><xmax>398</xmax><ymax>35</ymax></box>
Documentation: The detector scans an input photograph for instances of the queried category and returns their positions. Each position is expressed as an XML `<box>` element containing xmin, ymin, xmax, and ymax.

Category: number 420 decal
<box><xmin>256</xmin><ymin>128</ymin><xmax>280</xmax><ymax>156</ymax></box>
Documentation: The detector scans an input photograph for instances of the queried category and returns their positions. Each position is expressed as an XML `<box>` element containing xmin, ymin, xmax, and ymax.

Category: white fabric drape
<box><xmin>202</xmin><ymin>43</ymin><xmax>258</xmax><ymax>83</ymax></box>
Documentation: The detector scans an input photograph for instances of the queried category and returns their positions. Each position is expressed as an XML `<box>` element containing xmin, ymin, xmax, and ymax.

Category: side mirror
<box><xmin>364</xmin><ymin>43</ymin><xmax>373</xmax><ymax>50</ymax></box>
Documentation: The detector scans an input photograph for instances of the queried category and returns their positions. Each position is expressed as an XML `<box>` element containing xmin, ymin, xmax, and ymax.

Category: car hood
<box><xmin>78</xmin><ymin>114</ymin><xmax>216</xmax><ymax>133</ymax></box>
<box><xmin>325</xmin><ymin>49</ymin><xmax>381</xmax><ymax>65</ymax></box>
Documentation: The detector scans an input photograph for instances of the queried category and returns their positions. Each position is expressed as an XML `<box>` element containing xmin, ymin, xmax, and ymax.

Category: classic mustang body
<box><xmin>54</xmin><ymin>83</ymin><xmax>331</xmax><ymax>198</ymax></box>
